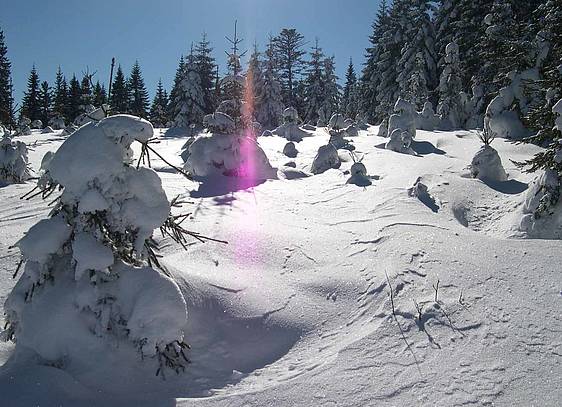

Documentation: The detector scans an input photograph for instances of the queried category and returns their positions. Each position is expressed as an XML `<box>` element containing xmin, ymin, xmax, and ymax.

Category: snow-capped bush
<box><xmin>346</xmin><ymin>154</ymin><xmax>371</xmax><ymax>187</ymax></box>
<box><xmin>386</xmin><ymin>129</ymin><xmax>415</xmax><ymax>155</ymax></box>
<box><xmin>417</xmin><ymin>102</ymin><xmax>441</xmax><ymax>131</ymax></box>
<box><xmin>41</xmin><ymin>126</ymin><xmax>54</xmax><ymax>134</ymax></box>
<box><xmin>388</xmin><ymin>98</ymin><xmax>416</xmax><ymax>139</ymax></box>
<box><xmin>30</xmin><ymin>119</ymin><xmax>43</xmax><ymax>129</ymax></box>
<box><xmin>311</xmin><ymin>144</ymin><xmax>341</xmax><ymax>174</ymax></box>
<box><xmin>377</xmin><ymin>119</ymin><xmax>388</xmax><ymax>137</ymax></box>
<box><xmin>273</xmin><ymin>107</ymin><xmax>308</xmax><ymax>142</ymax></box>
<box><xmin>283</xmin><ymin>142</ymin><xmax>298</xmax><ymax>158</ymax></box>
<box><xmin>0</xmin><ymin>135</ymin><xmax>31</xmax><ymax>184</ymax></box>
<box><xmin>437</xmin><ymin>42</ymin><xmax>464</xmax><ymax>130</ymax></box>
<box><xmin>17</xmin><ymin>117</ymin><xmax>31</xmax><ymax>136</ymax></box>
<box><xmin>62</xmin><ymin>124</ymin><xmax>78</xmax><ymax>136</ymax></box>
<box><xmin>355</xmin><ymin>113</ymin><xmax>369</xmax><ymax>131</ymax></box>
<box><xmin>49</xmin><ymin>115</ymin><xmax>66</xmax><ymax>130</ymax></box>
<box><xmin>3</xmin><ymin>115</ymin><xmax>190</xmax><ymax>376</ymax></box>
<box><xmin>184</xmin><ymin>112</ymin><xmax>275</xmax><ymax>179</ymax></box>
<box><xmin>470</xmin><ymin>132</ymin><xmax>507</xmax><ymax>182</ymax></box>
<box><xmin>74</xmin><ymin>105</ymin><xmax>108</xmax><ymax>127</ymax></box>
<box><xmin>328</xmin><ymin>113</ymin><xmax>355</xmax><ymax>151</ymax></box>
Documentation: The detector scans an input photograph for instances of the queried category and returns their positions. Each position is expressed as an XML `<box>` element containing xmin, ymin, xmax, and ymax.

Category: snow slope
<box><xmin>0</xmin><ymin>127</ymin><xmax>560</xmax><ymax>406</ymax></box>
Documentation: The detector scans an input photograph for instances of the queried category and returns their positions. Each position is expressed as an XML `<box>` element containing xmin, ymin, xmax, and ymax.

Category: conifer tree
<box><xmin>0</xmin><ymin>28</ymin><xmax>14</xmax><ymax>126</ymax></box>
<box><xmin>256</xmin><ymin>36</ymin><xmax>284</xmax><ymax>129</ymax></box>
<box><xmin>317</xmin><ymin>56</ymin><xmax>340</xmax><ymax>124</ymax></box>
<box><xmin>21</xmin><ymin>66</ymin><xmax>41</xmax><ymax>122</ymax></box>
<box><xmin>149</xmin><ymin>79</ymin><xmax>170</xmax><ymax>127</ymax></box>
<box><xmin>246</xmin><ymin>44</ymin><xmax>264</xmax><ymax>122</ymax></box>
<box><xmin>303</xmin><ymin>39</ymin><xmax>326</xmax><ymax>124</ymax></box>
<box><xmin>66</xmin><ymin>75</ymin><xmax>82</xmax><ymax>121</ymax></box>
<box><xmin>168</xmin><ymin>56</ymin><xmax>185</xmax><ymax>120</ymax></box>
<box><xmin>128</xmin><ymin>61</ymin><xmax>150</xmax><ymax>118</ymax></box>
<box><xmin>437</xmin><ymin>42</ymin><xmax>464</xmax><ymax>128</ymax></box>
<box><xmin>195</xmin><ymin>33</ymin><xmax>217</xmax><ymax>114</ymax></box>
<box><xmin>93</xmin><ymin>81</ymin><xmax>107</xmax><ymax>107</ymax></box>
<box><xmin>80</xmin><ymin>75</ymin><xmax>93</xmax><ymax>107</ymax></box>
<box><xmin>273</xmin><ymin>28</ymin><xmax>307</xmax><ymax>108</ymax></box>
<box><xmin>342</xmin><ymin>58</ymin><xmax>359</xmax><ymax>119</ymax></box>
<box><xmin>173</xmin><ymin>54</ymin><xmax>205</xmax><ymax>127</ymax></box>
<box><xmin>111</xmin><ymin>65</ymin><xmax>130</xmax><ymax>114</ymax></box>
<box><xmin>38</xmin><ymin>81</ymin><xmax>52</xmax><ymax>126</ymax></box>
<box><xmin>52</xmin><ymin>67</ymin><xmax>68</xmax><ymax>119</ymax></box>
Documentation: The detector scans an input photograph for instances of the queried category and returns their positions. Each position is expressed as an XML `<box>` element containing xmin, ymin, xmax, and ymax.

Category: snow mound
<box><xmin>73</xmin><ymin>105</ymin><xmax>108</xmax><ymax>127</ymax></box>
<box><xmin>311</xmin><ymin>144</ymin><xmax>341</xmax><ymax>174</ymax></box>
<box><xmin>0</xmin><ymin>136</ymin><xmax>31</xmax><ymax>184</ymax></box>
<box><xmin>386</xmin><ymin>129</ymin><xmax>415</xmax><ymax>155</ymax></box>
<box><xmin>470</xmin><ymin>145</ymin><xmax>507</xmax><ymax>182</ymax></box>
<box><xmin>388</xmin><ymin>98</ymin><xmax>416</xmax><ymax>139</ymax></box>
<box><xmin>346</xmin><ymin>162</ymin><xmax>372</xmax><ymax>187</ymax></box>
<box><xmin>49</xmin><ymin>116</ymin><xmax>66</xmax><ymax>130</ymax></box>
<box><xmin>283</xmin><ymin>142</ymin><xmax>298</xmax><ymax>158</ymax></box>
<box><xmin>30</xmin><ymin>119</ymin><xmax>43</xmax><ymax>129</ymax></box>
<box><xmin>41</xmin><ymin>126</ymin><xmax>54</xmax><ymax>134</ymax></box>
<box><xmin>204</xmin><ymin>112</ymin><xmax>235</xmax><ymax>134</ymax></box>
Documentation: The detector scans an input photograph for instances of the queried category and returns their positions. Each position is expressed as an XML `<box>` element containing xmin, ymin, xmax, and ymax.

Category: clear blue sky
<box><xmin>2</xmin><ymin>0</ymin><xmax>380</xmax><ymax>105</ymax></box>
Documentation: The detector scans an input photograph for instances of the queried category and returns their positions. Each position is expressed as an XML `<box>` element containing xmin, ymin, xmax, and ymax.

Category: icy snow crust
<box><xmin>0</xmin><ymin>125</ymin><xmax>561</xmax><ymax>406</ymax></box>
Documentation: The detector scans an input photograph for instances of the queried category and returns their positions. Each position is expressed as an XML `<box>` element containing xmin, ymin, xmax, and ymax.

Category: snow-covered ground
<box><xmin>1</xmin><ymin>126</ymin><xmax>561</xmax><ymax>406</ymax></box>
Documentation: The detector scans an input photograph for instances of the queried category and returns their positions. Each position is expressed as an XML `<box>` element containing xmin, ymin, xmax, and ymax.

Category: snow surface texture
<box><xmin>0</xmin><ymin>124</ymin><xmax>561</xmax><ymax>406</ymax></box>
<box><xmin>3</xmin><ymin>115</ymin><xmax>190</xmax><ymax>386</ymax></box>
<box><xmin>0</xmin><ymin>136</ymin><xmax>31</xmax><ymax>184</ymax></box>
<box><xmin>470</xmin><ymin>145</ymin><xmax>508</xmax><ymax>182</ymax></box>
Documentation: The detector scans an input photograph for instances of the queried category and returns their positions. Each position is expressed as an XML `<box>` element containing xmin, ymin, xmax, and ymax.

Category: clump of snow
<box><xmin>16</xmin><ymin>117</ymin><xmax>31</xmax><ymax>136</ymax></box>
<box><xmin>184</xmin><ymin>112</ymin><xmax>275</xmax><ymax>179</ymax></box>
<box><xmin>328</xmin><ymin>114</ymin><xmax>355</xmax><ymax>151</ymax></box>
<box><xmin>73</xmin><ymin>105</ymin><xmax>108</xmax><ymax>127</ymax></box>
<box><xmin>41</xmin><ymin>126</ymin><xmax>54</xmax><ymax>134</ymax></box>
<box><xmin>328</xmin><ymin>113</ymin><xmax>345</xmax><ymax>130</ymax></box>
<box><xmin>273</xmin><ymin>107</ymin><xmax>308</xmax><ymax>142</ymax></box>
<box><xmin>30</xmin><ymin>119</ymin><xmax>43</xmax><ymax>129</ymax></box>
<box><xmin>62</xmin><ymin>124</ymin><xmax>78</xmax><ymax>136</ymax></box>
<box><xmin>49</xmin><ymin>115</ymin><xmax>66</xmax><ymax>130</ymax></box>
<box><xmin>302</xmin><ymin>123</ymin><xmax>316</xmax><ymax>131</ymax></box>
<box><xmin>346</xmin><ymin>161</ymin><xmax>372</xmax><ymax>187</ymax></box>
<box><xmin>311</xmin><ymin>144</ymin><xmax>341</xmax><ymax>174</ymax></box>
<box><xmin>386</xmin><ymin>129</ymin><xmax>415</xmax><ymax>155</ymax></box>
<box><xmin>417</xmin><ymin>102</ymin><xmax>441</xmax><ymax>131</ymax></box>
<box><xmin>283</xmin><ymin>142</ymin><xmax>298</xmax><ymax>158</ymax></box>
<box><xmin>470</xmin><ymin>145</ymin><xmax>507</xmax><ymax>181</ymax></box>
<box><xmin>355</xmin><ymin>113</ymin><xmax>369</xmax><ymax>130</ymax></box>
<box><xmin>4</xmin><ymin>114</ymin><xmax>189</xmax><ymax>376</ymax></box>
<box><xmin>0</xmin><ymin>135</ymin><xmax>31</xmax><ymax>184</ymax></box>
<box><xmin>377</xmin><ymin>119</ymin><xmax>388</xmax><ymax>137</ymax></box>
<box><xmin>388</xmin><ymin>98</ymin><xmax>416</xmax><ymax>139</ymax></box>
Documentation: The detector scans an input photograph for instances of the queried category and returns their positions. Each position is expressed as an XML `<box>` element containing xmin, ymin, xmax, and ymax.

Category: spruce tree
<box><xmin>317</xmin><ymin>56</ymin><xmax>340</xmax><ymax>125</ymax></box>
<box><xmin>173</xmin><ymin>54</ymin><xmax>205</xmax><ymax>127</ymax></box>
<box><xmin>342</xmin><ymin>58</ymin><xmax>359</xmax><ymax>119</ymax></box>
<box><xmin>437</xmin><ymin>42</ymin><xmax>464</xmax><ymax>128</ymax></box>
<box><xmin>256</xmin><ymin>36</ymin><xmax>284</xmax><ymax>129</ymax></box>
<box><xmin>303</xmin><ymin>39</ymin><xmax>326</xmax><ymax>124</ymax></box>
<box><xmin>38</xmin><ymin>81</ymin><xmax>52</xmax><ymax>126</ymax></box>
<box><xmin>195</xmin><ymin>33</ymin><xmax>217</xmax><ymax>114</ymax></box>
<box><xmin>128</xmin><ymin>61</ymin><xmax>150</xmax><ymax>118</ymax></box>
<box><xmin>168</xmin><ymin>56</ymin><xmax>185</xmax><ymax>120</ymax></box>
<box><xmin>21</xmin><ymin>66</ymin><xmax>41</xmax><ymax>122</ymax></box>
<box><xmin>149</xmin><ymin>79</ymin><xmax>169</xmax><ymax>128</ymax></box>
<box><xmin>273</xmin><ymin>28</ymin><xmax>307</xmax><ymax>108</ymax></box>
<box><xmin>246</xmin><ymin>45</ymin><xmax>264</xmax><ymax>122</ymax></box>
<box><xmin>80</xmin><ymin>75</ymin><xmax>93</xmax><ymax>107</ymax></box>
<box><xmin>111</xmin><ymin>65</ymin><xmax>130</xmax><ymax>114</ymax></box>
<box><xmin>0</xmin><ymin>28</ymin><xmax>14</xmax><ymax>126</ymax></box>
<box><xmin>52</xmin><ymin>67</ymin><xmax>68</xmax><ymax>119</ymax></box>
<box><xmin>66</xmin><ymin>75</ymin><xmax>82</xmax><ymax>121</ymax></box>
<box><xmin>93</xmin><ymin>81</ymin><xmax>107</xmax><ymax>106</ymax></box>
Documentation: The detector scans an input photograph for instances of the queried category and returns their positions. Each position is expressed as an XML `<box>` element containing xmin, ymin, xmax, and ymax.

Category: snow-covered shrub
<box><xmin>74</xmin><ymin>105</ymin><xmax>107</xmax><ymax>127</ymax></box>
<box><xmin>283</xmin><ymin>142</ymin><xmax>298</xmax><ymax>158</ymax></box>
<box><xmin>311</xmin><ymin>144</ymin><xmax>341</xmax><ymax>174</ymax></box>
<box><xmin>355</xmin><ymin>113</ymin><xmax>369</xmax><ymax>131</ymax></box>
<box><xmin>17</xmin><ymin>117</ymin><xmax>31</xmax><ymax>136</ymax></box>
<box><xmin>328</xmin><ymin>113</ymin><xmax>355</xmax><ymax>151</ymax></box>
<box><xmin>302</xmin><ymin>123</ymin><xmax>316</xmax><ymax>131</ymax></box>
<box><xmin>417</xmin><ymin>102</ymin><xmax>441</xmax><ymax>131</ymax></box>
<box><xmin>62</xmin><ymin>124</ymin><xmax>78</xmax><ymax>136</ymax></box>
<box><xmin>41</xmin><ymin>126</ymin><xmax>54</xmax><ymax>134</ymax></box>
<box><xmin>346</xmin><ymin>154</ymin><xmax>371</xmax><ymax>187</ymax></box>
<box><xmin>49</xmin><ymin>115</ymin><xmax>66</xmax><ymax>130</ymax></box>
<box><xmin>0</xmin><ymin>135</ymin><xmax>31</xmax><ymax>183</ymax></box>
<box><xmin>3</xmin><ymin>115</ymin><xmax>190</xmax><ymax>376</ymax></box>
<box><xmin>377</xmin><ymin>119</ymin><xmax>388</xmax><ymax>137</ymax></box>
<box><xmin>386</xmin><ymin>129</ymin><xmax>415</xmax><ymax>155</ymax></box>
<box><xmin>470</xmin><ymin>129</ymin><xmax>507</xmax><ymax>182</ymax></box>
<box><xmin>30</xmin><ymin>119</ymin><xmax>43</xmax><ymax>129</ymax></box>
<box><xmin>184</xmin><ymin>112</ymin><xmax>275</xmax><ymax>179</ymax></box>
<box><xmin>388</xmin><ymin>98</ymin><xmax>416</xmax><ymax>139</ymax></box>
<box><xmin>484</xmin><ymin>84</ymin><xmax>528</xmax><ymax>140</ymax></box>
<box><xmin>273</xmin><ymin>107</ymin><xmax>308</xmax><ymax>142</ymax></box>
<box><xmin>437</xmin><ymin>42</ymin><xmax>464</xmax><ymax>130</ymax></box>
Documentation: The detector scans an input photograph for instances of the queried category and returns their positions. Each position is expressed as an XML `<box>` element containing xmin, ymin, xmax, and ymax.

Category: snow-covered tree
<box><xmin>273</xmin><ymin>29</ymin><xmax>307</xmax><ymax>108</ymax></box>
<box><xmin>317</xmin><ymin>57</ymin><xmax>340</xmax><ymax>126</ymax></box>
<box><xmin>38</xmin><ymin>81</ymin><xmax>52</xmax><ymax>126</ymax></box>
<box><xmin>149</xmin><ymin>79</ymin><xmax>169</xmax><ymax>128</ymax></box>
<box><xmin>66</xmin><ymin>75</ymin><xmax>83</xmax><ymax>122</ymax></box>
<box><xmin>303</xmin><ymin>39</ymin><xmax>325</xmax><ymax>124</ymax></box>
<box><xmin>0</xmin><ymin>28</ymin><xmax>14</xmax><ymax>127</ymax></box>
<box><xmin>21</xmin><ymin>66</ymin><xmax>41</xmax><ymax>122</ymax></box>
<box><xmin>437</xmin><ymin>42</ymin><xmax>464</xmax><ymax>128</ymax></box>
<box><xmin>341</xmin><ymin>58</ymin><xmax>359</xmax><ymax>119</ymax></box>
<box><xmin>256</xmin><ymin>36</ymin><xmax>284</xmax><ymax>129</ymax></box>
<box><xmin>173</xmin><ymin>55</ymin><xmax>205</xmax><ymax>127</ymax></box>
<box><xmin>4</xmin><ymin>114</ymin><xmax>192</xmax><ymax>377</ymax></box>
<box><xmin>80</xmin><ymin>75</ymin><xmax>93</xmax><ymax>107</ymax></box>
<box><xmin>168</xmin><ymin>56</ymin><xmax>185</xmax><ymax>122</ymax></box>
<box><xmin>52</xmin><ymin>67</ymin><xmax>68</xmax><ymax>121</ymax></box>
<box><xmin>110</xmin><ymin>66</ymin><xmax>130</xmax><ymax>114</ymax></box>
<box><xmin>128</xmin><ymin>61</ymin><xmax>150</xmax><ymax>118</ymax></box>
<box><xmin>0</xmin><ymin>135</ymin><xmax>30</xmax><ymax>183</ymax></box>
<box><xmin>195</xmin><ymin>33</ymin><xmax>217</xmax><ymax>114</ymax></box>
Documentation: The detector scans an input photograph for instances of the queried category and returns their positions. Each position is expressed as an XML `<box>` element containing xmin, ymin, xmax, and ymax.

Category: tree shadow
<box><xmin>411</xmin><ymin>140</ymin><xmax>446</xmax><ymax>156</ymax></box>
<box><xmin>482</xmin><ymin>178</ymin><xmax>528</xmax><ymax>195</ymax></box>
<box><xmin>189</xmin><ymin>175</ymin><xmax>272</xmax><ymax>199</ymax></box>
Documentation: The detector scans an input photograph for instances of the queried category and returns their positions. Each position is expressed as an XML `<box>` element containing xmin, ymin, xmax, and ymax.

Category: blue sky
<box><xmin>2</xmin><ymin>0</ymin><xmax>381</xmax><ymax>105</ymax></box>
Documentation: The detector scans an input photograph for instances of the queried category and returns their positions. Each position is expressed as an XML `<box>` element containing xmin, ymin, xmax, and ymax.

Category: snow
<box><xmin>15</xmin><ymin>215</ymin><xmax>71</xmax><ymax>264</ymax></box>
<box><xmin>386</xmin><ymin>129</ymin><xmax>415</xmax><ymax>155</ymax></box>
<box><xmin>0</xmin><ymin>124</ymin><xmax>561</xmax><ymax>406</ymax></box>
<box><xmin>0</xmin><ymin>136</ymin><xmax>31</xmax><ymax>184</ymax></box>
<box><xmin>310</xmin><ymin>143</ymin><xmax>340</xmax><ymax>174</ymax></box>
<box><xmin>72</xmin><ymin>232</ymin><xmax>114</xmax><ymax>280</ymax></box>
<box><xmin>470</xmin><ymin>145</ymin><xmax>508</xmax><ymax>182</ymax></box>
<box><xmin>387</xmin><ymin>97</ymin><xmax>416</xmax><ymax>139</ymax></box>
